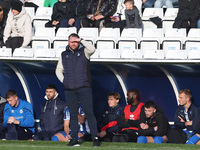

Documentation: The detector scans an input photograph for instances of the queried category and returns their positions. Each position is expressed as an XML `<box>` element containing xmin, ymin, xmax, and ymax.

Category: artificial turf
<box><xmin>0</xmin><ymin>140</ymin><xmax>200</xmax><ymax>150</ymax></box>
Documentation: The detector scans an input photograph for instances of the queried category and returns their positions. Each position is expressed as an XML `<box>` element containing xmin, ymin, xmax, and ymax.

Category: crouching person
<box><xmin>137</xmin><ymin>101</ymin><xmax>170</xmax><ymax>144</ymax></box>
<box><xmin>3</xmin><ymin>90</ymin><xmax>35</xmax><ymax>140</ymax></box>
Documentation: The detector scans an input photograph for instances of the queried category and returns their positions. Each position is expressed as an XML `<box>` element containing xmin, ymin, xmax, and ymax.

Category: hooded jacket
<box><xmin>3</xmin><ymin>6</ymin><xmax>32</xmax><ymax>47</ymax></box>
<box><xmin>138</xmin><ymin>106</ymin><xmax>170</xmax><ymax>136</ymax></box>
<box><xmin>40</xmin><ymin>94</ymin><xmax>67</xmax><ymax>134</ymax></box>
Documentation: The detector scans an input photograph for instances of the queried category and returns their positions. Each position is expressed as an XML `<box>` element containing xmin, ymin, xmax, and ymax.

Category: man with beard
<box><xmin>137</xmin><ymin>101</ymin><xmax>170</xmax><ymax>144</ymax></box>
<box><xmin>112</xmin><ymin>89</ymin><xmax>144</xmax><ymax>142</ymax></box>
<box><xmin>33</xmin><ymin>84</ymin><xmax>67</xmax><ymax>141</ymax></box>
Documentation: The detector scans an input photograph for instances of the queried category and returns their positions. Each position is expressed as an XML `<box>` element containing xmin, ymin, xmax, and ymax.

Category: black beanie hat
<box><xmin>11</xmin><ymin>0</ymin><xmax>23</xmax><ymax>13</ymax></box>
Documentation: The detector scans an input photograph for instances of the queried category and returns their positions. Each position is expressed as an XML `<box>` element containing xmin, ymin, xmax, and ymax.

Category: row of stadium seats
<box><xmin>31</xmin><ymin>27</ymin><xmax>200</xmax><ymax>52</ymax></box>
<box><xmin>0</xmin><ymin>45</ymin><xmax>200</xmax><ymax>60</ymax></box>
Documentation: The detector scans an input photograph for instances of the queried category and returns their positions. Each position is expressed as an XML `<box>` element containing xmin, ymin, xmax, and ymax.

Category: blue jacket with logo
<box><xmin>3</xmin><ymin>99</ymin><xmax>35</xmax><ymax>133</ymax></box>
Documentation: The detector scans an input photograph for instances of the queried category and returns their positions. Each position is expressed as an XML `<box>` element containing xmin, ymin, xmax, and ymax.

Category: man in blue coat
<box><xmin>33</xmin><ymin>84</ymin><xmax>67</xmax><ymax>141</ymax></box>
<box><xmin>3</xmin><ymin>90</ymin><xmax>35</xmax><ymax>140</ymax></box>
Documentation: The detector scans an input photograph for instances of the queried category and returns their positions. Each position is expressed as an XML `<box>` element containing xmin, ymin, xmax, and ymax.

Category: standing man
<box><xmin>33</xmin><ymin>84</ymin><xmax>67</xmax><ymax>141</ymax></box>
<box><xmin>113</xmin><ymin>89</ymin><xmax>144</xmax><ymax>142</ymax></box>
<box><xmin>3</xmin><ymin>90</ymin><xmax>35</xmax><ymax>140</ymax></box>
<box><xmin>137</xmin><ymin>101</ymin><xmax>170</xmax><ymax>144</ymax></box>
<box><xmin>168</xmin><ymin>89</ymin><xmax>200</xmax><ymax>144</ymax></box>
<box><xmin>56</xmin><ymin>33</ymin><xmax>100</xmax><ymax>146</ymax></box>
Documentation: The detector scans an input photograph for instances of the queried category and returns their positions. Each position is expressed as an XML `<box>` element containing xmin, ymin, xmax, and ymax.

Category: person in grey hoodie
<box><xmin>124</xmin><ymin>0</ymin><xmax>142</xmax><ymax>28</ymax></box>
<box><xmin>3</xmin><ymin>0</ymin><xmax>32</xmax><ymax>53</ymax></box>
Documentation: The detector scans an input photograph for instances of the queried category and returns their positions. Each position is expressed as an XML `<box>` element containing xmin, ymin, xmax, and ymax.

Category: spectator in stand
<box><xmin>60</xmin><ymin>0</ymin><xmax>86</xmax><ymax>31</ymax></box>
<box><xmin>137</xmin><ymin>101</ymin><xmax>170</xmax><ymax>144</ymax></box>
<box><xmin>154</xmin><ymin>0</ymin><xmax>173</xmax><ymax>8</ymax></box>
<box><xmin>51</xmin><ymin>105</ymin><xmax>90</xmax><ymax>142</ymax></box>
<box><xmin>124</xmin><ymin>0</ymin><xmax>142</xmax><ymax>28</ymax></box>
<box><xmin>3</xmin><ymin>90</ymin><xmax>35</xmax><ymax>140</ymax></box>
<box><xmin>81</xmin><ymin>0</ymin><xmax>118</xmax><ymax>30</ymax></box>
<box><xmin>98</xmin><ymin>92</ymin><xmax>123</xmax><ymax>142</ymax></box>
<box><xmin>173</xmin><ymin>0</ymin><xmax>200</xmax><ymax>33</ymax></box>
<box><xmin>107</xmin><ymin>0</ymin><xmax>142</xmax><ymax>32</ymax></box>
<box><xmin>24</xmin><ymin>0</ymin><xmax>45</xmax><ymax>13</ymax></box>
<box><xmin>142</xmin><ymin>0</ymin><xmax>156</xmax><ymax>8</ymax></box>
<box><xmin>33</xmin><ymin>84</ymin><xmax>67</xmax><ymax>141</ymax></box>
<box><xmin>0</xmin><ymin>96</ymin><xmax>7</xmax><ymax>139</ymax></box>
<box><xmin>0</xmin><ymin>6</ymin><xmax>7</xmax><ymax>48</ymax></box>
<box><xmin>168</xmin><ymin>89</ymin><xmax>200</xmax><ymax>144</ymax></box>
<box><xmin>44</xmin><ymin>0</ymin><xmax>58</xmax><ymax>7</ymax></box>
<box><xmin>3</xmin><ymin>0</ymin><xmax>32</xmax><ymax>53</ymax></box>
<box><xmin>45</xmin><ymin>0</ymin><xmax>72</xmax><ymax>31</ymax></box>
<box><xmin>112</xmin><ymin>89</ymin><xmax>144</xmax><ymax>142</ymax></box>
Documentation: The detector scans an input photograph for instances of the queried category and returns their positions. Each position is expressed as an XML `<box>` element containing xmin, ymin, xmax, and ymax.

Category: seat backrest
<box><xmin>56</xmin><ymin>27</ymin><xmax>77</xmax><ymax>38</ymax></box>
<box><xmin>142</xmin><ymin>8</ymin><xmax>163</xmax><ymax>18</ymax></box>
<box><xmin>187</xmin><ymin>29</ymin><xmax>200</xmax><ymax>38</ymax></box>
<box><xmin>34</xmin><ymin>27</ymin><xmax>55</xmax><ymax>42</ymax></box>
<box><xmin>78</xmin><ymin>28</ymin><xmax>99</xmax><ymax>42</ymax></box>
<box><xmin>35</xmin><ymin>27</ymin><xmax>55</xmax><ymax>36</ymax></box>
<box><xmin>143</xmin><ymin>28</ymin><xmax>163</xmax><ymax>41</ymax></box>
<box><xmin>164</xmin><ymin>8</ymin><xmax>178</xmax><ymax>17</ymax></box>
<box><xmin>35</xmin><ymin>7</ymin><xmax>52</xmax><ymax>17</ymax></box>
<box><xmin>165</xmin><ymin>28</ymin><xmax>186</xmax><ymax>42</ymax></box>
<box><xmin>25</xmin><ymin>7</ymin><xmax>35</xmax><ymax>22</ymax></box>
<box><xmin>99</xmin><ymin>28</ymin><xmax>120</xmax><ymax>41</ymax></box>
<box><xmin>121</xmin><ymin>28</ymin><xmax>142</xmax><ymax>38</ymax></box>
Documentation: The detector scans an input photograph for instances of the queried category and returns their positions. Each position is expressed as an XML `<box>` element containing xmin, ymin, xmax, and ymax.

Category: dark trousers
<box><xmin>60</xmin><ymin>19</ymin><xmax>81</xmax><ymax>31</ymax></box>
<box><xmin>5</xmin><ymin>37</ymin><xmax>23</xmax><ymax>53</ymax></box>
<box><xmin>167</xmin><ymin>128</ymin><xmax>188</xmax><ymax>144</ymax></box>
<box><xmin>81</xmin><ymin>18</ymin><xmax>104</xmax><ymax>28</ymax></box>
<box><xmin>6</xmin><ymin>124</ymin><xmax>33</xmax><ymax>140</ymax></box>
<box><xmin>65</xmin><ymin>87</ymin><xmax>98</xmax><ymax>140</ymax></box>
<box><xmin>33</xmin><ymin>131</ymin><xmax>54</xmax><ymax>141</ymax></box>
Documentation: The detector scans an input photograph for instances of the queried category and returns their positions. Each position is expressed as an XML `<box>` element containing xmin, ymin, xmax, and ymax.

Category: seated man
<box><xmin>137</xmin><ymin>101</ymin><xmax>170</xmax><ymax>144</ymax></box>
<box><xmin>33</xmin><ymin>84</ymin><xmax>67</xmax><ymax>141</ymax></box>
<box><xmin>51</xmin><ymin>104</ymin><xmax>90</xmax><ymax>143</ymax></box>
<box><xmin>98</xmin><ymin>92</ymin><xmax>123</xmax><ymax>142</ymax></box>
<box><xmin>3</xmin><ymin>90</ymin><xmax>35</xmax><ymax>140</ymax></box>
<box><xmin>168</xmin><ymin>89</ymin><xmax>200</xmax><ymax>144</ymax></box>
<box><xmin>113</xmin><ymin>89</ymin><xmax>144</xmax><ymax>142</ymax></box>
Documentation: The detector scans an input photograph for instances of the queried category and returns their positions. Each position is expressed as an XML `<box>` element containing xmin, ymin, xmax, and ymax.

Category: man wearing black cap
<box><xmin>3</xmin><ymin>0</ymin><xmax>32</xmax><ymax>53</ymax></box>
<box><xmin>33</xmin><ymin>84</ymin><xmax>67</xmax><ymax>141</ymax></box>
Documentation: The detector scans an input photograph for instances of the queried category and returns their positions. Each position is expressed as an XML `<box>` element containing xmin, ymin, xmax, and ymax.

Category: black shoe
<box><xmin>67</xmin><ymin>139</ymin><xmax>80</xmax><ymax>146</ymax></box>
<box><xmin>93</xmin><ymin>137</ymin><xmax>100</xmax><ymax>146</ymax></box>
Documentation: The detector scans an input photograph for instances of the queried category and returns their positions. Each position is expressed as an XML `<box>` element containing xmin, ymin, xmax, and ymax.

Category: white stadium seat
<box><xmin>140</xmin><ymin>28</ymin><xmax>163</xmax><ymax>50</ymax></box>
<box><xmin>118</xmin><ymin>28</ymin><xmax>142</xmax><ymax>50</ymax></box>
<box><xmin>96</xmin><ymin>28</ymin><xmax>120</xmax><ymax>50</ymax></box>
<box><xmin>32</xmin><ymin>27</ymin><xmax>55</xmax><ymax>52</ymax></box>
<box><xmin>0</xmin><ymin>48</ymin><xmax>12</xmax><ymax>57</ymax></box>
<box><xmin>78</xmin><ymin>28</ymin><xmax>99</xmax><ymax>45</ymax></box>
<box><xmin>13</xmin><ymin>48</ymin><xmax>33</xmax><ymax>57</ymax></box>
